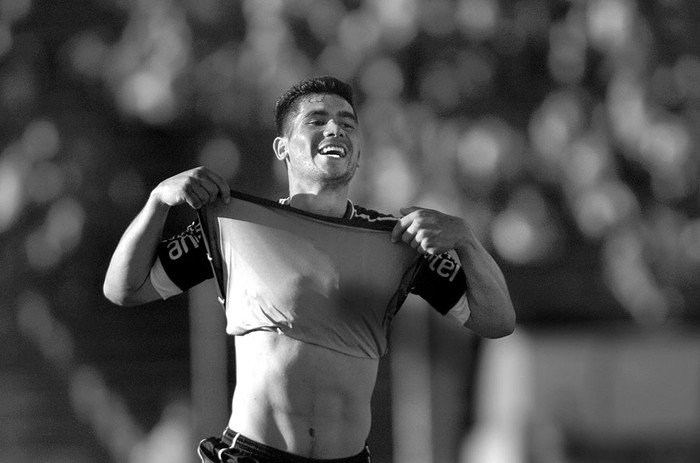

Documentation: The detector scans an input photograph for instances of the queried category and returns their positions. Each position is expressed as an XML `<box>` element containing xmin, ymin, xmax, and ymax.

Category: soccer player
<box><xmin>103</xmin><ymin>76</ymin><xmax>515</xmax><ymax>462</ymax></box>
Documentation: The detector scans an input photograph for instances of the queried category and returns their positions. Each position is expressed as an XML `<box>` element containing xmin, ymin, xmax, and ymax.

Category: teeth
<box><xmin>320</xmin><ymin>145</ymin><xmax>346</xmax><ymax>156</ymax></box>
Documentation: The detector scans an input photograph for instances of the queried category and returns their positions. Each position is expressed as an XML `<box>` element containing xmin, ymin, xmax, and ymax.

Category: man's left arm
<box><xmin>392</xmin><ymin>206</ymin><xmax>515</xmax><ymax>338</ymax></box>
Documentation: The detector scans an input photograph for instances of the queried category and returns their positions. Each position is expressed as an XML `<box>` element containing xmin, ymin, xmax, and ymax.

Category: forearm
<box><xmin>455</xmin><ymin>235</ymin><xmax>515</xmax><ymax>338</ymax></box>
<box><xmin>103</xmin><ymin>192</ymin><xmax>170</xmax><ymax>305</ymax></box>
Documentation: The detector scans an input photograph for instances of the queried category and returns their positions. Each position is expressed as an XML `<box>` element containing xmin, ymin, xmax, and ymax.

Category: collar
<box><xmin>278</xmin><ymin>198</ymin><xmax>355</xmax><ymax>219</ymax></box>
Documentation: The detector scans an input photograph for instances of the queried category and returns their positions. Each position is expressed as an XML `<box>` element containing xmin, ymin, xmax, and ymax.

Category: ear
<box><xmin>273</xmin><ymin>137</ymin><xmax>288</xmax><ymax>162</ymax></box>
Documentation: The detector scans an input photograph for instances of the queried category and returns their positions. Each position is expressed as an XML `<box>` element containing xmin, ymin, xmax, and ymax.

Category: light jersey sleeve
<box><xmin>149</xmin><ymin>256</ymin><xmax>182</xmax><ymax>299</ymax></box>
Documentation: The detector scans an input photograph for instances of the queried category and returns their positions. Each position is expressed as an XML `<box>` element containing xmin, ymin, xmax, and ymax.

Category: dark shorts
<box><xmin>198</xmin><ymin>428</ymin><xmax>372</xmax><ymax>463</ymax></box>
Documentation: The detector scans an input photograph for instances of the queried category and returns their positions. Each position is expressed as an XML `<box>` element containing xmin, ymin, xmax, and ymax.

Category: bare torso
<box><xmin>229</xmin><ymin>331</ymin><xmax>379</xmax><ymax>459</ymax></box>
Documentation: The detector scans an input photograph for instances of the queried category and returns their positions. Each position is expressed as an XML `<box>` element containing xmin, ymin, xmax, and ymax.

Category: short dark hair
<box><xmin>274</xmin><ymin>76</ymin><xmax>356</xmax><ymax>136</ymax></box>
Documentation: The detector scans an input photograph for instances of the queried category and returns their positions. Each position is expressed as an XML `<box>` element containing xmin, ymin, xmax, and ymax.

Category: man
<box><xmin>103</xmin><ymin>76</ymin><xmax>515</xmax><ymax>462</ymax></box>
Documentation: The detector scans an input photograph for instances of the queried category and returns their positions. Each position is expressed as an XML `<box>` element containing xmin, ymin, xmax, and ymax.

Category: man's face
<box><xmin>276</xmin><ymin>93</ymin><xmax>361</xmax><ymax>187</ymax></box>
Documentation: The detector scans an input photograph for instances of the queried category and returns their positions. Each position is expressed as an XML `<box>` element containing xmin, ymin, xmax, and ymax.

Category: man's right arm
<box><xmin>103</xmin><ymin>192</ymin><xmax>171</xmax><ymax>306</ymax></box>
<box><xmin>103</xmin><ymin>167</ymin><xmax>231</xmax><ymax>307</ymax></box>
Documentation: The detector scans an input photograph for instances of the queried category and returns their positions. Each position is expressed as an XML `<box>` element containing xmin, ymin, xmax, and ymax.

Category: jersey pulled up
<box><xmin>150</xmin><ymin>191</ymin><xmax>470</xmax><ymax>359</ymax></box>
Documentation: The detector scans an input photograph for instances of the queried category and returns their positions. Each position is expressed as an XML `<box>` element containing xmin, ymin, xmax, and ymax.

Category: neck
<box><xmin>287</xmin><ymin>185</ymin><xmax>350</xmax><ymax>218</ymax></box>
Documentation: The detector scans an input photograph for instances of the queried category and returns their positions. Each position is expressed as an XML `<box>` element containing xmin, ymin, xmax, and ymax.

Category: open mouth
<box><xmin>318</xmin><ymin>145</ymin><xmax>347</xmax><ymax>158</ymax></box>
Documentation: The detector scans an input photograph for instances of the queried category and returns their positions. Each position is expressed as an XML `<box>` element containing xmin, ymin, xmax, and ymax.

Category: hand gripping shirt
<box><xmin>150</xmin><ymin>191</ymin><xmax>470</xmax><ymax>359</ymax></box>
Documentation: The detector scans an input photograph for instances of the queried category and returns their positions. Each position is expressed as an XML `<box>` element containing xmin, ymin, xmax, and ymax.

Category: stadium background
<box><xmin>1</xmin><ymin>0</ymin><xmax>700</xmax><ymax>461</ymax></box>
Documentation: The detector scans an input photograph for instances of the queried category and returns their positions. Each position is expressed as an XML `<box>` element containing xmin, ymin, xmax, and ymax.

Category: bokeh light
<box><xmin>3</xmin><ymin>0</ymin><xmax>700</xmax><ymax>461</ymax></box>
<box><xmin>197</xmin><ymin>136</ymin><xmax>241</xmax><ymax>182</ymax></box>
<box><xmin>456</xmin><ymin>0</ymin><xmax>500</xmax><ymax>41</ymax></box>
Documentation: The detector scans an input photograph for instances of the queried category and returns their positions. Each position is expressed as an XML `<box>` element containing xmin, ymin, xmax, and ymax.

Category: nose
<box><xmin>323</xmin><ymin>120</ymin><xmax>344</xmax><ymax>137</ymax></box>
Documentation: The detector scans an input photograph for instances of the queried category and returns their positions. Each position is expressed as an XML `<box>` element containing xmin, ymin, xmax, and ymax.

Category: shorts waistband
<box><xmin>222</xmin><ymin>428</ymin><xmax>371</xmax><ymax>463</ymax></box>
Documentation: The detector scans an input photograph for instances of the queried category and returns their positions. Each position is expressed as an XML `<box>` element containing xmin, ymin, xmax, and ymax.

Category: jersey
<box><xmin>150</xmin><ymin>191</ymin><xmax>470</xmax><ymax>358</ymax></box>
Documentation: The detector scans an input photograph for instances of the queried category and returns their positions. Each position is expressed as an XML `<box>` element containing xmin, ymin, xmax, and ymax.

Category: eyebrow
<box><xmin>304</xmin><ymin>109</ymin><xmax>358</xmax><ymax>122</ymax></box>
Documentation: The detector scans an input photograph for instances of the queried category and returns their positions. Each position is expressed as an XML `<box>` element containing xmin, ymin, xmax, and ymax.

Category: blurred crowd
<box><xmin>1</xmin><ymin>0</ymin><xmax>700</xmax><ymax>461</ymax></box>
<box><xmin>3</xmin><ymin>0</ymin><xmax>700</xmax><ymax>326</ymax></box>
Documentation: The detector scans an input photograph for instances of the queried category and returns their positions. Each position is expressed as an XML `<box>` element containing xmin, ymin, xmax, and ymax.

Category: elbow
<box><xmin>469</xmin><ymin>301</ymin><xmax>516</xmax><ymax>339</ymax></box>
<box><xmin>479</xmin><ymin>321</ymin><xmax>515</xmax><ymax>339</ymax></box>
<box><xmin>103</xmin><ymin>282</ymin><xmax>127</xmax><ymax>306</ymax></box>
<box><xmin>500</xmin><ymin>303</ymin><xmax>517</xmax><ymax>336</ymax></box>
<box><xmin>103</xmin><ymin>281</ymin><xmax>138</xmax><ymax>307</ymax></box>
<box><xmin>487</xmin><ymin>303</ymin><xmax>516</xmax><ymax>339</ymax></box>
<box><xmin>485</xmin><ymin>319</ymin><xmax>515</xmax><ymax>339</ymax></box>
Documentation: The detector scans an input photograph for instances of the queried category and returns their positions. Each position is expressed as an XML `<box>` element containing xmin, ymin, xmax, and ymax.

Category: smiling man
<box><xmin>103</xmin><ymin>76</ymin><xmax>515</xmax><ymax>463</ymax></box>
<box><xmin>272</xmin><ymin>83</ymin><xmax>362</xmax><ymax>218</ymax></box>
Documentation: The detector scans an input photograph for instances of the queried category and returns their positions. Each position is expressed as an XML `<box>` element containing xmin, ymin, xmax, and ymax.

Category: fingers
<box><xmin>392</xmin><ymin>206</ymin><xmax>428</xmax><ymax>252</ymax></box>
<box><xmin>183</xmin><ymin>183</ymin><xmax>206</xmax><ymax>209</ymax></box>
<box><xmin>403</xmin><ymin>228</ymin><xmax>427</xmax><ymax>252</ymax></box>
<box><xmin>192</xmin><ymin>167</ymin><xmax>230</xmax><ymax>205</ymax></box>
<box><xmin>184</xmin><ymin>182</ymin><xmax>215</xmax><ymax>209</ymax></box>
<box><xmin>202</xmin><ymin>169</ymin><xmax>231</xmax><ymax>204</ymax></box>
<box><xmin>391</xmin><ymin>206</ymin><xmax>419</xmax><ymax>242</ymax></box>
<box><xmin>391</xmin><ymin>215</ymin><xmax>410</xmax><ymax>243</ymax></box>
<box><xmin>156</xmin><ymin>167</ymin><xmax>231</xmax><ymax>209</ymax></box>
<box><xmin>392</xmin><ymin>206</ymin><xmax>461</xmax><ymax>255</ymax></box>
<box><xmin>403</xmin><ymin>227</ymin><xmax>438</xmax><ymax>254</ymax></box>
